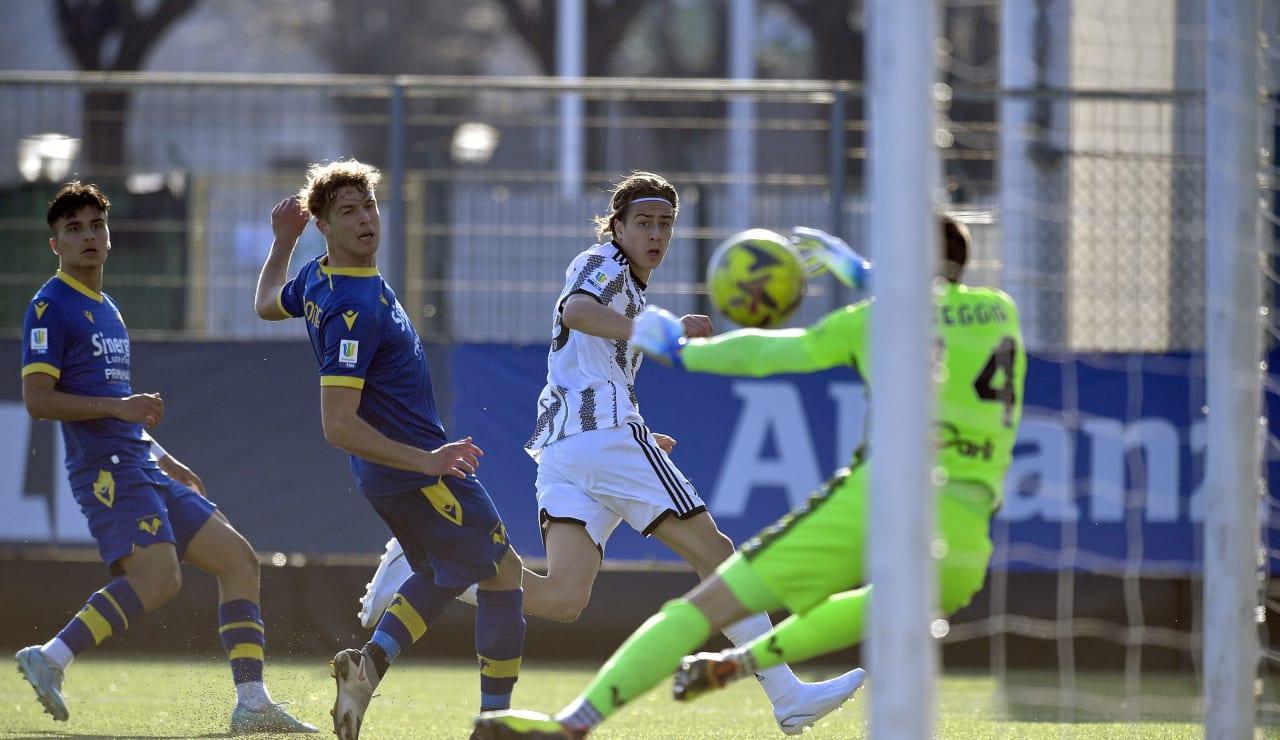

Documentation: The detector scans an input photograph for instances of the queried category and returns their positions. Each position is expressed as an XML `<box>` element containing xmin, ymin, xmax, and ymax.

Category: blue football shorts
<box><xmin>73</xmin><ymin>465</ymin><xmax>218</xmax><ymax>574</ymax></box>
<box><xmin>367</xmin><ymin>474</ymin><xmax>511</xmax><ymax>589</ymax></box>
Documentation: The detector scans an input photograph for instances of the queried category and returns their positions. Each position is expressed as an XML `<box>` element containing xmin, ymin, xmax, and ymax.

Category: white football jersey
<box><xmin>526</xmin><ymin>241</ymin><xmax>647</xmax><ymax>458</ymax></box>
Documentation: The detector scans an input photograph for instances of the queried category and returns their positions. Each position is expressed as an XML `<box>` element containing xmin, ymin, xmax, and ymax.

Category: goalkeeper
<box><xmin>473</xmin><ymin>214</ymin><xmax>1026</xmax><ymax>740</ymax></box>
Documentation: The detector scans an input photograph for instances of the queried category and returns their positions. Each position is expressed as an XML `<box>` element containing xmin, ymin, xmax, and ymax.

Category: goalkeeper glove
<box><xmin>791</xmin><ymin>226</ymin><xmax>871</xmax><ymax>290</ymax></box>
<box><xmin>631</xmin><ymin>306</ymin><xmax>687</xmax><ymax>369</ymax></box>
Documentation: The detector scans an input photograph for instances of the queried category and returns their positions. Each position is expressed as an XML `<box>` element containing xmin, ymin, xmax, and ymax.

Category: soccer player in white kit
<box><xmin>365</xmin><ymin>172</ymin><xmax>863</xmax><ymax>735</ymax></box>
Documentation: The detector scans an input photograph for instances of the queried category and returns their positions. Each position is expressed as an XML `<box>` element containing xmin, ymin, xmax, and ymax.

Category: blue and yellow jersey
<box><xmin>278</xmin><ymin>256</ymin><xmax>447</xmax><ymax>496</ymax></box>
<box><xmin>21</xmin><ymin>271</ymin><xmax>154</xmax><ymax>488</ymax></box>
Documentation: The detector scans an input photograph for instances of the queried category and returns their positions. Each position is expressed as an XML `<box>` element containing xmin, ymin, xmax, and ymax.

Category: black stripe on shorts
<box><xmin>628</xmin><ymin>421</ymin><xmax>697</xmax><ymax>513</ymax></box>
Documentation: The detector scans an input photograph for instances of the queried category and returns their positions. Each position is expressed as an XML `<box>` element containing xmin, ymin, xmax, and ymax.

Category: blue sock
<box><xmin>55</xmin><ymin>578</ymin><xmax>144</xmax><ymax>655</ymax></box>
<box><xmin>367</xmin><ymin>571</ymin><xmax>457</xmax><ymax>672</ymax></box>
<box><xmin>218</xmin><ymin>599</ymin><xmax>265</xmax><ymax>685</ymax></box>
<box><xmin>475</xmin><ymin>587</ymin><xmax>525</xmax><ymax>711</ymax></box>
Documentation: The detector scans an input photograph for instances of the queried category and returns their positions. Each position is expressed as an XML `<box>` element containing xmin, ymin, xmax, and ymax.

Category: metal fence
<box><xmin>0</xmin><ymin>71</ymin><xmax>1219</xmax><ymax>350</ymax></box>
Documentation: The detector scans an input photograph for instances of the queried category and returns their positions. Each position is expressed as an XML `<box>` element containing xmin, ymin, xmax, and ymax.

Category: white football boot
<box><xmin>357</xmin><ymin>538</ymin><xmax>480</xmax><ymax>628</ymax></box>
<box><xmin>357</xmin><ymin>539</ymin><xmax>411</xmax><ymax>629</ymax></box>
<box><xmin>772</xmin><ymin>667</ymin><xmax>867</xmax><ymax>736</ymax></box>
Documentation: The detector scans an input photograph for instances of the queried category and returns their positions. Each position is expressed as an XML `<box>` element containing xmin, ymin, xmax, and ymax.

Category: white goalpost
<box><xmin>865</xmin><ymin>0</ymin><xmax>940</xmax><ymax>738</ymax></box>
<box><xmin>1203</xmin><ymin>0</ymin><xmax>1265</xmax><ymax>736</ymax></box>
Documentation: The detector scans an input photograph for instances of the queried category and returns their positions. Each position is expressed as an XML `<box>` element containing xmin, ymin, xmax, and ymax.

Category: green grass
<box><xmin>0</xmin><ymin>656</ymin><xmax>1265</xmax><ymax>739</ymax></box>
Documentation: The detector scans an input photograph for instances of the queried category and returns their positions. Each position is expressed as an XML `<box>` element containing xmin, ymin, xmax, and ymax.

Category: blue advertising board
<box><xmin>1</xmin><ymin>338</ymin><xmax>1273</xmax><ymax>574</ymax></box>
<box><xmin>453</xmin><ymin>344</ymin><xmax>1279</xmax><ymax>575</ymax></box>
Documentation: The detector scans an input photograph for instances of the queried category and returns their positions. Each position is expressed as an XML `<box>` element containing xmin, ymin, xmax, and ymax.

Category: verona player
<box><xmin>255</xmin><ymin>160</ymin><xmax>527</xmax><ymax>740</ymax></box>
<box><xmin>16</xmin><ymin>182</ymin><xmax>316</xmax><ymax>734</ymax></box>
<box><xmin>473</xmin><ymin>214</ymin><xmax>1025</xmax><ymax>739</ymax></box>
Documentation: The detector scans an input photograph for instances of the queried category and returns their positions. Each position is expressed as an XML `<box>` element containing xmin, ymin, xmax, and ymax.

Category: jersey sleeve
<box><xmin>683</xmin><ymin>301</ymin><xmax>870</xmax><ymax>377</ymax></box>
<box><xmin>21</xmin><ymin>297</ymin><xmax>64</xmax><ymax>380</ymax></box>
<box><xmin>316</xmin><ymin>302</ymin><xmax>379</xmax><ymax>390</ymax></box>
<box><xmin>565</xmin><ymin>251</ymin><xmax>628</xmax><ymax>305</ymax></box>
<box><xmin>278</xmin><ymin>273</ymin><xmax>304</xmax><ymax>318</ymax></box>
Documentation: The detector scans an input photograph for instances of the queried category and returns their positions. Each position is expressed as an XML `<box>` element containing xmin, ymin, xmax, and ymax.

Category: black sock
<box><xmin>361</xmin><ymin>642</ymin><xmax>391</xmax><ymax>682</ymax></box>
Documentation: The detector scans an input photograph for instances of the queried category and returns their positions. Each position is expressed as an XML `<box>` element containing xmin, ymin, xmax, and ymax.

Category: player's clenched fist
<box><xmin>270</xmin><ymin>196</ymin><xmax>310</xmax><ymax>245</ymax></box>
<box><xmin>121</xmin><ymin>392</ymin><xmax>164</xmax><ymax>428</ymax></box>
<box><xmin>679</xmin><ymin>314</ymin><xmax>713</xmax><ymax>338</ymax></box>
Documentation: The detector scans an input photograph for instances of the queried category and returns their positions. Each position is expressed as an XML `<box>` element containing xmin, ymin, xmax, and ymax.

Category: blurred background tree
<box><xmin>55</xmin><ymin>0</ymin><xmax>199</xmax><ymax>174</ymax></box>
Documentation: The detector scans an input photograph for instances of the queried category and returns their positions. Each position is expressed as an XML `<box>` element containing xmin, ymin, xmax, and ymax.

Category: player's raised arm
<box><xmin>255</xmin><ymin>196</ymin><xmax>309</xmax><ymax>320</ymax></box>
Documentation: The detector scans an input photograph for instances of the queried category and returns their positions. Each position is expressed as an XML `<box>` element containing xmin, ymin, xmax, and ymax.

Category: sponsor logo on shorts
<box><xmin>138</xmin><ymin>516</ymin><xmax>162</xmax><ymax>536</ymax></box>
<box><xmin>421</xmin><ymin>480</ymin><xmax>463</xmax><ymax>526</ymax></box>
<box><xmin>92</xmin><ymin>470</ymin><xmax>115</xmax><ymax>507</ymax></box>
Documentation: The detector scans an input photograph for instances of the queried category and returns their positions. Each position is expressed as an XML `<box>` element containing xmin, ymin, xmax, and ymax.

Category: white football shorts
<box><xmin>535</xmin><ymin>421</ymin><xmax>707</xmax><ymax>551</ymax></box>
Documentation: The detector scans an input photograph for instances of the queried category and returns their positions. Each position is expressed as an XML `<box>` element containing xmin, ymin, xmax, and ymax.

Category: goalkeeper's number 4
<box><xmin>972</xmin><ymin>336</ymin><xmax>1019</xmax><ymax>428</ymax></box>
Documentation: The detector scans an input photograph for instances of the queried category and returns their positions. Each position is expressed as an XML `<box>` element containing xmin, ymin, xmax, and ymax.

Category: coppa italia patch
<box><xmin>340</xmin><ymin>339</ymin><xmax>359</xmax><ymax>367</ymax></box>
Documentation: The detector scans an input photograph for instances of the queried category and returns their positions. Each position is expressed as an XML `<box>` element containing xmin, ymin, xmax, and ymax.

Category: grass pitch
<box><xmin>0</xmin><ymin>655</ymin><xmax>1253</xmax><ymax>739</ymax></box>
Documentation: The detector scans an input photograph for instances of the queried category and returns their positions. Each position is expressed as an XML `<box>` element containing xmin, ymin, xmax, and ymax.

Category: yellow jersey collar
<box><xmin>55</xmin><ymin>270</ymin><xmax>104</xmax><ymax>303</ymax></box>
<box><xmin>319</xmin><ymin>255</ymin><xmax>379</xmax><ymax>278</ymax></box>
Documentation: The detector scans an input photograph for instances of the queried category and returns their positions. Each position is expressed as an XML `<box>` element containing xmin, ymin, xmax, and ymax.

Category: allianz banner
<box><xmin>452</xmin><ymin>344</ymin><xmax>1280</xmax><ymax>576</ymax></box>
<box><xmin>1</xmin><ymin>339</ymin><xmax>1276</xmax><ymax>575</ymax></box>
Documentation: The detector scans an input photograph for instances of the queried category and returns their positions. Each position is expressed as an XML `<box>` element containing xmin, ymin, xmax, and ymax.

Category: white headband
<box><xmin>628</xmin><ymin>196</ymin><xmax>673</xmax><ymax>207</ymax></box>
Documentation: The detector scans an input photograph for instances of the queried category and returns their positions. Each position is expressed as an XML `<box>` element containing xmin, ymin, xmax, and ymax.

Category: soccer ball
<box><xmin>706</xmin><ymin>228</ymin><xmax>807</xmax><ymax>328</ymax></box>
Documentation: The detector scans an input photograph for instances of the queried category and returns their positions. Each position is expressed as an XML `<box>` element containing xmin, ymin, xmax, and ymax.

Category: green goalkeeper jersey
<box><xmin>682</xmin><ymin>282</ymin><xmax>1025</xmax><ymax>503</ymax></box>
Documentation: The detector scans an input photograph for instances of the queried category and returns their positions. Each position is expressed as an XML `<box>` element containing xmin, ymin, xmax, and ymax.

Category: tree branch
<box><xmin>115</xmin><ymin>0</ymin><xmax>199</xmax><ymax>70</ymax></box>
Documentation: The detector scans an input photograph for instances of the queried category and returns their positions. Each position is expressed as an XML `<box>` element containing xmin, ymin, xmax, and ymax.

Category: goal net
<box><xmin>911</xmin><ymin>0</ymin><xmax>1279</xmax><ymax>733</ymax></box>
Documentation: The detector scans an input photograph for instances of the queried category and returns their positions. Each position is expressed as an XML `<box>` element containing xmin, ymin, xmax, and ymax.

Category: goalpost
<box><xmin>865</xmin><ymin>1</ymin><xmax>940</xmax><ymax>738</ymax></box>
<box><xmin>1203</xmin><ymin>0</ymin><xmax>1265</xmax><ymax>736</ymax></box>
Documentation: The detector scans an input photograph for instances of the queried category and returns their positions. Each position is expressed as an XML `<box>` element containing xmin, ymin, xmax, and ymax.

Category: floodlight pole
<box><xmin>727</xmin><ymin>0</ymin><xmax>755</xmax><ymax>230</ymax></box>
<box><xmin>557</xmin><ymin>0</ymin><xmax>584</xmax><ymax>199</ymax></box>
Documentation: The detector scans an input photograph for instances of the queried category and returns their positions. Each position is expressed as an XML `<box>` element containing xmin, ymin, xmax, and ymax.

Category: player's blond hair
<box><xmin>298</xmin><ymin>160</ymin><xmax>382</xmax><ymax>222</ymax></box>
<box><xmin>592</xmin><ymin>171</ymin><xmax>679</xmax><ymax>241</ymax></box>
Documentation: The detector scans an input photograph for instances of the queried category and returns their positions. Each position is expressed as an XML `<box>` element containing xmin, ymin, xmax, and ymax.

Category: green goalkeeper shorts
<box><xmin>717</xmin><ymin>461</ymin><xmax>995</xmax><ymax>617</ymax></box>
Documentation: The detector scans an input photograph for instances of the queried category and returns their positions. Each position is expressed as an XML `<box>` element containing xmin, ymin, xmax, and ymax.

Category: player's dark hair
<box><xmin>593</xmin><ymin>170</ymin><xmax>679</xmax><ymax>241</ymax></box>
<box><xmin>46</xmin><ymin>181</ymin><xmax>110</xmax><ymax>234</ymax></box>
<box><xmin>299</xmin><ymin>159</ymin><xmax>382</xmax><ymax>222</ymax></box>
<box><xmin>940</xmin><ymin>214</ymin><xmax>969</xmax><ymax>283</ymax></box>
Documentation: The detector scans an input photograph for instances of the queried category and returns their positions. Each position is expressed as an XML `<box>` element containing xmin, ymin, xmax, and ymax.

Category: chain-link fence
<box><xmin>0</xmin><ymin>71</ymin><xmax>1217</xmax><ymax>350</ymax></box>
